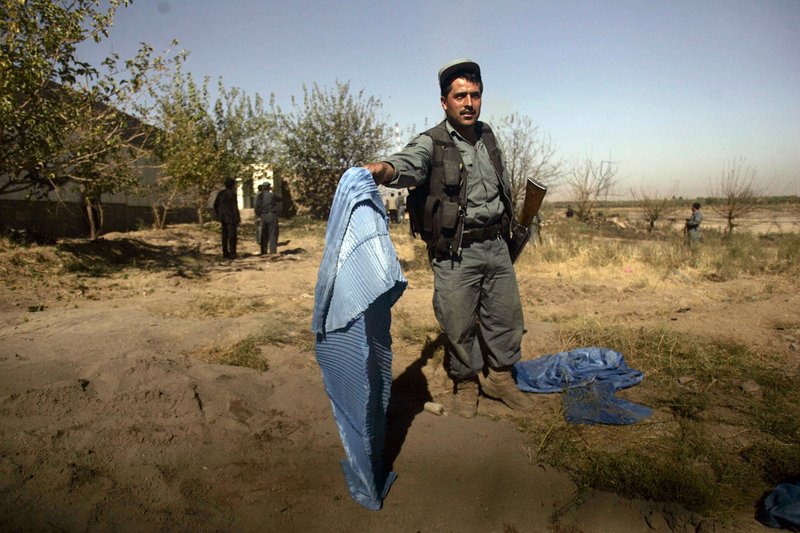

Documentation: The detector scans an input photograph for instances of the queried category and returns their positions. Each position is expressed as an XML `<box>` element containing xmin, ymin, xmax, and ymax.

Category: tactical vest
<box><xmin>406</xmin><ymin>120</ymin><xmax>510</xmax><ymax>258</ymax></box>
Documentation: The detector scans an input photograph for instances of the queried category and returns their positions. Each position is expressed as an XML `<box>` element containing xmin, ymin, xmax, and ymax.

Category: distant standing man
<box><xmin>686</xmin><ymin>202</ymin><xmax>702</xmax><ymax>245</ymax></box>
<box><xmin>397</xmin><ymin>190</ymin><xmax>406</xmax><ymax>223</ymax></box>
<box><xmin>214</xmin><ymin>177</ymin><xmax>240</xmax><ymax>259</ymax></box>
<box><xmin>386</xmin><ymin>192</ymin><xmax>399</xmax><ymax>223</ymax></box>
<box><xmin>255</xmin><ymin>183</ymin><xmax>264</xmax><ymax>244</ymax></box>
<box><xmin>254</xmin><ymin>182</ymin><xmax>281</xmax><ymax>255</ymax></box>
<box><xmin>364</xmin><ymin>59</ymin><xmax>532</xmax><ymax>418</ymax></box>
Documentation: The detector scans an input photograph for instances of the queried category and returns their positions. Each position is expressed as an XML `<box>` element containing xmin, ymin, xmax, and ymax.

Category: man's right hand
<box><xmin>364</xmin><ymin>162</ymin><xmax>394</xmax><ymax>185</ymax></box>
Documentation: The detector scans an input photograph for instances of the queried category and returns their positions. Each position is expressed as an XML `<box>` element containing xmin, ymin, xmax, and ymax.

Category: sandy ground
<box><xmin>1</xmin><ymin>214</ymin><xmax>797</xmax><ymax>533</ymax></box>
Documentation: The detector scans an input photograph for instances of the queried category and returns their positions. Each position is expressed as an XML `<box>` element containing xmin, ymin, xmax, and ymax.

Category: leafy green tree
<box><xmin>1</xmin><ymin>0</ymin><xmax>175</xmax><ymax>237</ymax></box>
<box><xmin>275</xmin><ymin>81</ymin><xmax>390</xmax><ymax>218</ymax></box>
<box><xmin>148</xmin><ymin>70</ymin><xmax>275</xmax><ymax>226</ymax></box>
<box><xmin>146</xmin><ymin>67</ymin><xmax>217</xmax><ymax>227</ymax></box>
<box><xmin>212</xmin><ymin>82</ymin><xmax>276</xmax><ymax>217</ymax></box>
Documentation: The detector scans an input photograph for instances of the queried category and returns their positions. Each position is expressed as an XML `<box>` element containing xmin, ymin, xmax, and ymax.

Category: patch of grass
<box><xmin>581</xmin><ymin>448</ymin><xmax>718</xmax><ymax>513</ymax></box>
<box><xmin>769</xmin><ymin>319</ymin><xmax>798</xmax><ymax>332</ymax></box>
<box><xmin>389</xmin><ymin>225</ymin><xmax>430</xmax><ymax>275</ymax></box>
<box><xmin>532</xmin><ymin>219</ymin><xmax>800</xmax><ymax>282</ymax></box>
<box><xmin>256</xmin><ymin>314</ymin><xmax>315</xmax><ymax>352</ymax></box>
<box><xmin>749</xmin><ymin>377</ymin><xmax>800</xmax><ymax>442</ymax></box>
<box><xmin>63</xmin><ymin>257</ymin><xmax>115</xmax><ymax>277</ymax></box>
<box><xmin>200</xmin><ymin>309</ymin><xmax>315</xmax><ymax>371</ymax></box>
<box><xmin>522</xmin><ymin>320</ymin><xmax>800</xmax><ymax>521</ymax></box>
<box><xmin>741</xmin><ymin>441</ymin><xmax>800</xmax><ymax>486</ymax></box>
<box><xmin>659</xmin><ymin>392</ymin><xmax>707</xmax><ymax>420</ymax></box>
<box><xmin>773</xmin><ymin>233</ymin><xmax>800</xmax><ymax>274</ymax></box>
<box><xmin>0</xmin><ymin>239</ymin><xmax>67</xmax><ymax>280</ymax></box>
<box><xmin>192</xmin><ymin>296</ymin><xmax>269</xmax><ymax>318</ymax></box>
<box><xmin>393</xmin><ymin>308</ymin><xmax>439</xmax><ymax>345</ymax></box>
<box><xmin>280</xmin><ymin>215</ymin><xmax>328</xmax><ymax>240</ymax></box>
<box><xmin>214</xmin><ymin>335</ymin><xmax>269</xmax><ymax>371</ymax></box>
<box><xmin>556</xmin><ymin>317</ymin><xmax>769</xmax><ymax>383</ymax></box>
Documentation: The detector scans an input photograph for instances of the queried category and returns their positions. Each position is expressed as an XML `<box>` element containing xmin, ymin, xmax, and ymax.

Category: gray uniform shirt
<box><xmin>383</xmin><ymin>121</ymin><xmax>507</xmax><ymax>228</ymax></box>
<box><xmin>255</xmin><ymin>190</ymin><xmax>281</xmax><ymax>216</ymax></box>
<box><xmin>686</xmin><ymin>210</ymin><xmax>702</xmax><ymax>231</ymax></box>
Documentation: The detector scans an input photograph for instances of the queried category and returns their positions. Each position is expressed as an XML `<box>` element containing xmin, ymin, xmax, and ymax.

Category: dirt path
<box><xmin>1</xmin><ymin>223</ymin><xmax>788</xmax><ymax>532</ymax></box>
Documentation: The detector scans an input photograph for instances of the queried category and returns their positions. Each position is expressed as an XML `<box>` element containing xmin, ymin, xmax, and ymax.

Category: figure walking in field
<box><xmin>213</xmin><ymin>178</ymin><xmax>240</xmax><ymax>259</ymax></box>
<box><xmin>365</xmin><ymin>58</ymin><xmax>533</xmax><ymax>418</ymax></box>
<box><xmin>254</xmin><ymin>182</ymin><xmax>281</xmax><ymax>255</ymax></box>
<box><xmin>686</xmin><ymin>202</ymin><xmax>702</xmax><ymax>245</ymax></box>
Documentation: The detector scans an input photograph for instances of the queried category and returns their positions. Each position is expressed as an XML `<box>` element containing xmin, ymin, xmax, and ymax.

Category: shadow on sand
<box><xmin>58</xmin><ymin>237</ymin><xmax>206</xmax><ymax>273</ymax></box>
<box><xmin>384</xmin><ymin>332</ymin><xmax>447</xmax><ymax>471</ymax></box>
<box><xmin>57</xmin><ymin>236</ymin><xmax>275</xmax><ymax>277</ymax></box>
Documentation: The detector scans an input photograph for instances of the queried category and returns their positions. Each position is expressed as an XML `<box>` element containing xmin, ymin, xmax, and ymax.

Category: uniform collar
<box><xmin>445</xmin><ymin>120</ymin><xmax>484</xmax><ymax>143</ymax></box>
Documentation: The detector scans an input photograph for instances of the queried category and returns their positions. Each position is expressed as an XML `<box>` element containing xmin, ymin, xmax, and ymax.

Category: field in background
<box><xmin>546</xmin><ymin>197</ymin><xmax>800</xmax><ymax>236</ymax></box>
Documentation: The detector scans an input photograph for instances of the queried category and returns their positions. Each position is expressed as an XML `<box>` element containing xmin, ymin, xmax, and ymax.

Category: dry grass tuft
<box><xmin>179</xmin><ymin>295</ymin><xmax>270</xmax><ymax>318</ymax></box>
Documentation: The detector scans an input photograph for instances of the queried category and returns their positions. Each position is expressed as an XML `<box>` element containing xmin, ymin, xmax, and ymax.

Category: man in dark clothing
<box><xmin>254</xmin><ymin>181</ymin><xmax>281</xmax><ymax>255</ymax></box>
<box><xmin>255</xmin><ymin>183</ymin><xmax>264</xmax><ymax>245</ymax></box>
<box><xmin>213</xmin><ymin>177</ymin><xmax>240</xmax><ymax>259</ymax></box>
<box><xmin>364</xmin><ymin>58</ymin><xmax>532</xmax><ymax>418</ymax></box>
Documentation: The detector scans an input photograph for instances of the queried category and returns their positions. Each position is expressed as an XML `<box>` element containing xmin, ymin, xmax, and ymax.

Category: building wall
<box><xmin>0</xmin><ymin>199</ymin><xmax>201</xmax><ymax>238</ymax></box>
<box><xmin>0</xmin><ymin>156</ymin><xmax>206</xmax><ymax>238</ymax></box>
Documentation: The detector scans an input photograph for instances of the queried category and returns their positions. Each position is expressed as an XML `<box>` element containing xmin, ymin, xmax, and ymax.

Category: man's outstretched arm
<box><xmin>363</xmin><ymin>162</ymin><xmax>395</xmax><ymax>185</ymax></box>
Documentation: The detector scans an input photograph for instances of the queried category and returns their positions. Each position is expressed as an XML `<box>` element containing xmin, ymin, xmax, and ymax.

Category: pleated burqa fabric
<box><xmin>312</xmin><ymin>167</ymin><xmax>407</xmax><ymax>510</ymax></box>
<box><xmin>513</xmin><ymin>347</ymin><xmax>652</xmax><ymax>425</ymax></box>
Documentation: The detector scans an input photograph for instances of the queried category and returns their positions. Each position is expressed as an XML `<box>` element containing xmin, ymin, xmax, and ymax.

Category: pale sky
<box><xmin>76</xmin><ymin>0</ymin><xmax>800</xmax><ymax>198</ymax></box>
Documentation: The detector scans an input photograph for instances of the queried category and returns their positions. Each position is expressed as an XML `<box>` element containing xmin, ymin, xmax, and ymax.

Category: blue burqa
<box><xmin>759</xmin><ymin>482</ymin><xmax>800</xmax><ymax>530</ymax></box>
<box><xmin>514</xmin><ymin>347</ymin><xmax>652</xmax><ymax>425</ymax></box>
<box><xmin>312</xmin><ymin>167</ymin><xmax>407</xmax><ymax>510</ymax></box>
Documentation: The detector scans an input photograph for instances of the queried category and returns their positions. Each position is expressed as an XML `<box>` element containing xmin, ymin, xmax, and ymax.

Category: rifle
<box><xmin>508</xmin><ymin>178</ymin><xmax>548</xmax><ymax>263</ymax></box>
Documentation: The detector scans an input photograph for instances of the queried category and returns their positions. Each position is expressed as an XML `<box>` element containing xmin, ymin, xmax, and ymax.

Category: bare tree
<box><xmin>565</xmin><ymin>155</ymin><xmax>619</xmax><ymax>221</ymax></box>
<box><xmin>630</xmin><ymin>185</ymin><xmax>676</xmax><ymax>232</ymax></box>
<box><xmin>709</xmin><ymin>157</ymin><xmax>766</xmax><ymax>234</ymax></box>
<box><xmin>494</xmin><ymin>113</ymin><xmax>564</xmax><ymax>214</ymax></box>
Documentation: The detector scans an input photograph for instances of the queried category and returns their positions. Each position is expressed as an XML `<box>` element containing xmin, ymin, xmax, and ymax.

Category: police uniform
<box><xmin>255</xmin><ymin>185</ymin><xmax>281</xmax><ymax>255</ymax></box>
<box><xmin>382</xmin><ymin>120</ymin><xmax>523</xmax><ymax>380</ymax></box>
<box><xmin>686</xmin><ymin>209</ymin><xmax>702</xmax><ymax>243</ymax></box>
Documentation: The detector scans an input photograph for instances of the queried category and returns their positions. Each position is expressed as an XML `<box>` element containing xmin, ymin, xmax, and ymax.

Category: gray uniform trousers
<box><xmin>260</xmin><ymin>212</ymin><xmax>279</xmax><ymax>254</ymax></box>
<box><xmin>431</xmin><ymin>236</ymin><xmax>524</xmax><ymax>380</ymax></box>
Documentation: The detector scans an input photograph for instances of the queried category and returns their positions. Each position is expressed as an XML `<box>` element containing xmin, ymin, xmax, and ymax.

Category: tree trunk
<box><xmin>151</xmin><ymin>187</ymin><xmax>177</xmax><ymax>230</ymax></box>
<box><xmin>83</xmin><ymin>196</ymin><xmax>103</xmax><ymax>240</ymax></box>
<box><xmin>151</xmin><ymin>203</ymin><xmax>169</xmax><ymax>230</ymax></box>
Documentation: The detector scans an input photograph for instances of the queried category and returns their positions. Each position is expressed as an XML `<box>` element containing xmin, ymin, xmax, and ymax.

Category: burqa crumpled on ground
<box><xmin>759</xmin><ymin>482</ymin><xmax>800</xmax><ymax>530</ymax></box>
<box><xmin>311</xmin><ymin>167</ymin><xmax>407</xmax><ymax>510</ymax></box>
<box><xmin>513</xmin><ymin>347</ymin><xmax>652</xmax><ymax>425</ymax></box>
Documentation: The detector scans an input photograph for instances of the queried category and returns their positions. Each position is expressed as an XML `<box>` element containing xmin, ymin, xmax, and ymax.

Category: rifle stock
<box><xmin>509</xmin><ymin>179</ymin><xmax>548</xmax><ymax>264</ymax></box>
<box><xmin>518</xmin><ymin>179</ymin><xmax>548</xmax><ymax>227</ymax></box>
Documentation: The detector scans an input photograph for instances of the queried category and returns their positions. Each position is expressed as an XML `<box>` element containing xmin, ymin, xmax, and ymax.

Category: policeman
<box><xmin>254</xmin><ymin>182</ymin><xmax>281</xmax><ymax>255</ymax></box>
<box><xmin>364</xmin><ymin>59</ymin><xmax>532</xmax><ymax>417</ymax></box>
<box><xmin>686</xmin><ymin>202</ymin><xmax>702</xmax><ymax>245</ymax></box>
